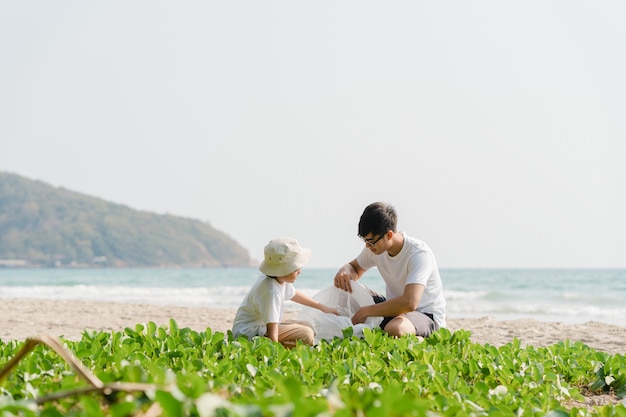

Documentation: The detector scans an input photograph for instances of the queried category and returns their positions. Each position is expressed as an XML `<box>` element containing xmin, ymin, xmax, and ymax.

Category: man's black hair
<box><xmin>358</xmin><ymin>202</ymin><xmax>398</xmax><ymax>238</ymax></box>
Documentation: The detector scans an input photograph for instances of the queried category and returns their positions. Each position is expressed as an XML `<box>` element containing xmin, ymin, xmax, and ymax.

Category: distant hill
<box><xmin>0</xmin><ymin>172</ymin><xmax>254</xmax><ymax>268</ymax></box>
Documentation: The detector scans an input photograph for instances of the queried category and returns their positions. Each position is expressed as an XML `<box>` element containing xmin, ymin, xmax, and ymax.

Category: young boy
<box><xmin>232</xmin><ymin>237</ymin><xmax>338</xmax><ymax>348</ymax></box>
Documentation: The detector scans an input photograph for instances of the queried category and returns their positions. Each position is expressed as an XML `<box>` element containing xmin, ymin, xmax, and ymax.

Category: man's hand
<box><xmin>334</xmin><ymin>264</ymin><xmax>355</xmax><ymax>292</ymax></box>
<box><xmin>351</xmin><ymin>306</ymin><xmax>370</xmax><ymax>325</ymax></box>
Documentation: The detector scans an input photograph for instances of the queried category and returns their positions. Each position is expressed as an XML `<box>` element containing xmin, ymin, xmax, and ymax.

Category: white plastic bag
<box><xmin>298</xmin><ymin>283</ymin><xmax>382</xmax><ymax>342</ymax></box>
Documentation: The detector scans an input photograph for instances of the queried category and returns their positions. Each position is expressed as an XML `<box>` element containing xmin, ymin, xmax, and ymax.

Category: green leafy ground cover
<box><xmin>1</xmin><ymin>319</ymin><xmax>625</xmax><ymax>416</ymax></box>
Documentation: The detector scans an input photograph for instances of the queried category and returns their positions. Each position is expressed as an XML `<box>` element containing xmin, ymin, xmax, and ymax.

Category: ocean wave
<box><xmin>443</xmin><ymin>289</ymin><xmax>490</xmax><ymax>301</ymax></box>
<box><xmin>445</xmin><ymin>299</ymin><xmax>626</xmax><ymax>325</ymax></box>
<box><xmin>0</xmin><ymin>285</ymin><xmax>251</xmax><ymax>309</ymax></box>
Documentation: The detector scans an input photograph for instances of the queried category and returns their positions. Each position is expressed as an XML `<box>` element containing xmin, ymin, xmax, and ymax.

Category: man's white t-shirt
<box><xmin>232</xmin><ymin>274</ymin><xmax>296</xmax><ymax>339</ymax></box>
<box><xmin>356</xmin><ymin>232</ymin><xmax>447</xmax><ymax>328</ymax></box>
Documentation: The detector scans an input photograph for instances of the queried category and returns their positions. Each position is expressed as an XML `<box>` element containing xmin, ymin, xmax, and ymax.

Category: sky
<box><xmin>1</xmin><ymin>1</ymin><xmax>625</xmax><ymax>268</ymax></box>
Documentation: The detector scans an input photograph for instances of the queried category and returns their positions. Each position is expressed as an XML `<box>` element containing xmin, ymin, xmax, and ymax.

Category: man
<box><xmin>334</xmin><ymin>202</ymin><xmax>446</xmax><ymax>337</ymax></box>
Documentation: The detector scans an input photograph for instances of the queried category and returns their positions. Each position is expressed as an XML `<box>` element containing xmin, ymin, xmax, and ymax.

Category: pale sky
<box><xmin>2</xmin><ymin>1</ymin><xmax>625</xmax><ymax>268</ymax></box>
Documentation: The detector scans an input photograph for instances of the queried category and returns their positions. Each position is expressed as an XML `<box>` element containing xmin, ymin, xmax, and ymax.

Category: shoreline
<box><xmin>2</xmin><ymin>298</ymin><xmax>624</xmax><ymax>355</ymax></box>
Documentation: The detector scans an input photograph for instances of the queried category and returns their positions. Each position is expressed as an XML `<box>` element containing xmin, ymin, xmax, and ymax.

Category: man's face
<box><xmin>359</xmin><ymin>231</ymin><xmax>389</xmax><ymax>254</ymax></box>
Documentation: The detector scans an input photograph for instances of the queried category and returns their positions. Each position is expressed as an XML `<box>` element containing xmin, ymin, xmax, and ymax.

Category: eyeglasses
<box><xmin>358</xmin><ymin>232</ymin><xmax>387</xmax><ymax>246</ymax></box>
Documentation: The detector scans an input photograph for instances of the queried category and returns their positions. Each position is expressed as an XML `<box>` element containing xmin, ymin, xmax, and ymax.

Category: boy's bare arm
<box><xmin>292</xmin><ymin>291</ymin><xmax>339</xmax><ymax>315</ymax></box>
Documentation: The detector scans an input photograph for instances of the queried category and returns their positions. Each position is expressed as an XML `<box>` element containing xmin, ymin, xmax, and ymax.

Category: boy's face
<box><xmin>278</xmin><ymin>268</ymin><xmax>301</xmax><ymax>283</ymax></box>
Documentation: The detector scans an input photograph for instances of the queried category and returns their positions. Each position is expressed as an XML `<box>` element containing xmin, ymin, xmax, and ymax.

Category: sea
<box><xmin>0</xmin><ymin>268</ymin><xmax>624</xmax><ymax>327</ymax></box>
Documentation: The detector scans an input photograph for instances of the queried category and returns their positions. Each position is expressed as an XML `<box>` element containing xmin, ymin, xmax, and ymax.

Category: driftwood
<box><xmin>0</xmin><ymin>335</ymin><xmax>166</xmax><ymax>416</ymax></box>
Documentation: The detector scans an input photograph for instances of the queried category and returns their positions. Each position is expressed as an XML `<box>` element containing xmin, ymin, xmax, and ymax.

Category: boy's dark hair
<box><xmin>358</xmin><ymin>202</ymin><xmax>398</xmax><ymax>238</ymax></box>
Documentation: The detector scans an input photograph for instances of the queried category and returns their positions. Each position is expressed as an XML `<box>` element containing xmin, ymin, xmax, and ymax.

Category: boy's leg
<box><xmin>277</xmin><ymin>321</ymin><xmax>315</xmax><ymax>347</ymax></box>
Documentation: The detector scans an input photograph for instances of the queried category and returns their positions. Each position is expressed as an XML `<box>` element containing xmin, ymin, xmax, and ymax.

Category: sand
<box><xmin>1</xmin><ymin>298</ymin><xmax>624</xmax><ymax>355</ymax></box>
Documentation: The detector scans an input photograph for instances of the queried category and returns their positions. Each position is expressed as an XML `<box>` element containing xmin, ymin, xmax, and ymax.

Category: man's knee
<box><xmin>383</xmin><ymin>317</ymin><xmax>415</xmax><ymax>338</ymax></box>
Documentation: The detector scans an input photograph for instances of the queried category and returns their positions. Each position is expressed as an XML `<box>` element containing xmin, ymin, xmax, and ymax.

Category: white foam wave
<box><xmin>0</xmin><ymin>285</ymin><xmax>250</xmax><ymax>309</ymax></box>
<box><xmin>443</xmin><ymin>289</ymin><xmax>489</xmax><ymax>301</ymax></box>
<box><xmin>445</xmin><ymin>298</ymin><xmax>626</xmax><ymax>326</ymax></box>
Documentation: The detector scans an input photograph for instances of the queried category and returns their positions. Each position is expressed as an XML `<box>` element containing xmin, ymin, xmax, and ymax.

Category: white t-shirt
<box><xmin>356</xmin><ymin>232</ymin><xmax>447</xmax><ymax>328</ymax></box>
<box><xmin>232</xmin><ymin>274</ymin><xmax>296</xmax><ymax>339</ymax></box>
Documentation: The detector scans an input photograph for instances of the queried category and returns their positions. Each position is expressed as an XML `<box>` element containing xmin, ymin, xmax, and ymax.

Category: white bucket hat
<box><xmin>259</xmin><ymin>237</ymin><xmax>312</xmax><ymax>277</ymax></box>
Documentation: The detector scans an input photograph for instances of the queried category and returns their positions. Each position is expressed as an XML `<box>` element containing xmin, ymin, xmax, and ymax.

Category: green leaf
<box><xmin>78</xmin><ymin>396</ymin><xmax>104</xmax><ymax>417</ymax></box>
<box><xmin>169</xmin><ymin>318</ymin><xmax>179</xmax><ymax>337</ymax></box>
<box><xmin>147</xmin><ymin>321</ymin><xmax>157</xmax><ymax>336</ymax></box>
<box><xmin>155</xmin><ymin>390</ymin><xmax>184</xmax><ymax>417</ymax></box>
<box><xmin>110</xmin><ymin>401</ymin><xmax>137</xmax><ymax>417</ymax></box>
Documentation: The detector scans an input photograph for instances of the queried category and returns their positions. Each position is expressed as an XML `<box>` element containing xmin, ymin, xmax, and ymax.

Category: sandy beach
<box><xmin>1</xmin><ymin>298</ymin><xmax>624</xmax><ymax>355</ymax></box>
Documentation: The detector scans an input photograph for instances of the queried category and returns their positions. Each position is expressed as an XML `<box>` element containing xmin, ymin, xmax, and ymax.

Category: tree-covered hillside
<box><xmin>0</xmin><ymin>172</ymin><xmax>254</xmax><ymax>267</ymax></box>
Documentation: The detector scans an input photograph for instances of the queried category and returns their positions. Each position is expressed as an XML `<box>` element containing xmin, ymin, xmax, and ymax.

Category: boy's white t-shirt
<box><xmin>356</xmin><ymin>231</ymin><xmax>447</xmax><ymax>328</ymax></box>
<box><xmin>232</xmin><ymin>274</ymin><xmax>296</xmax><ymax>339</ymax></box>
